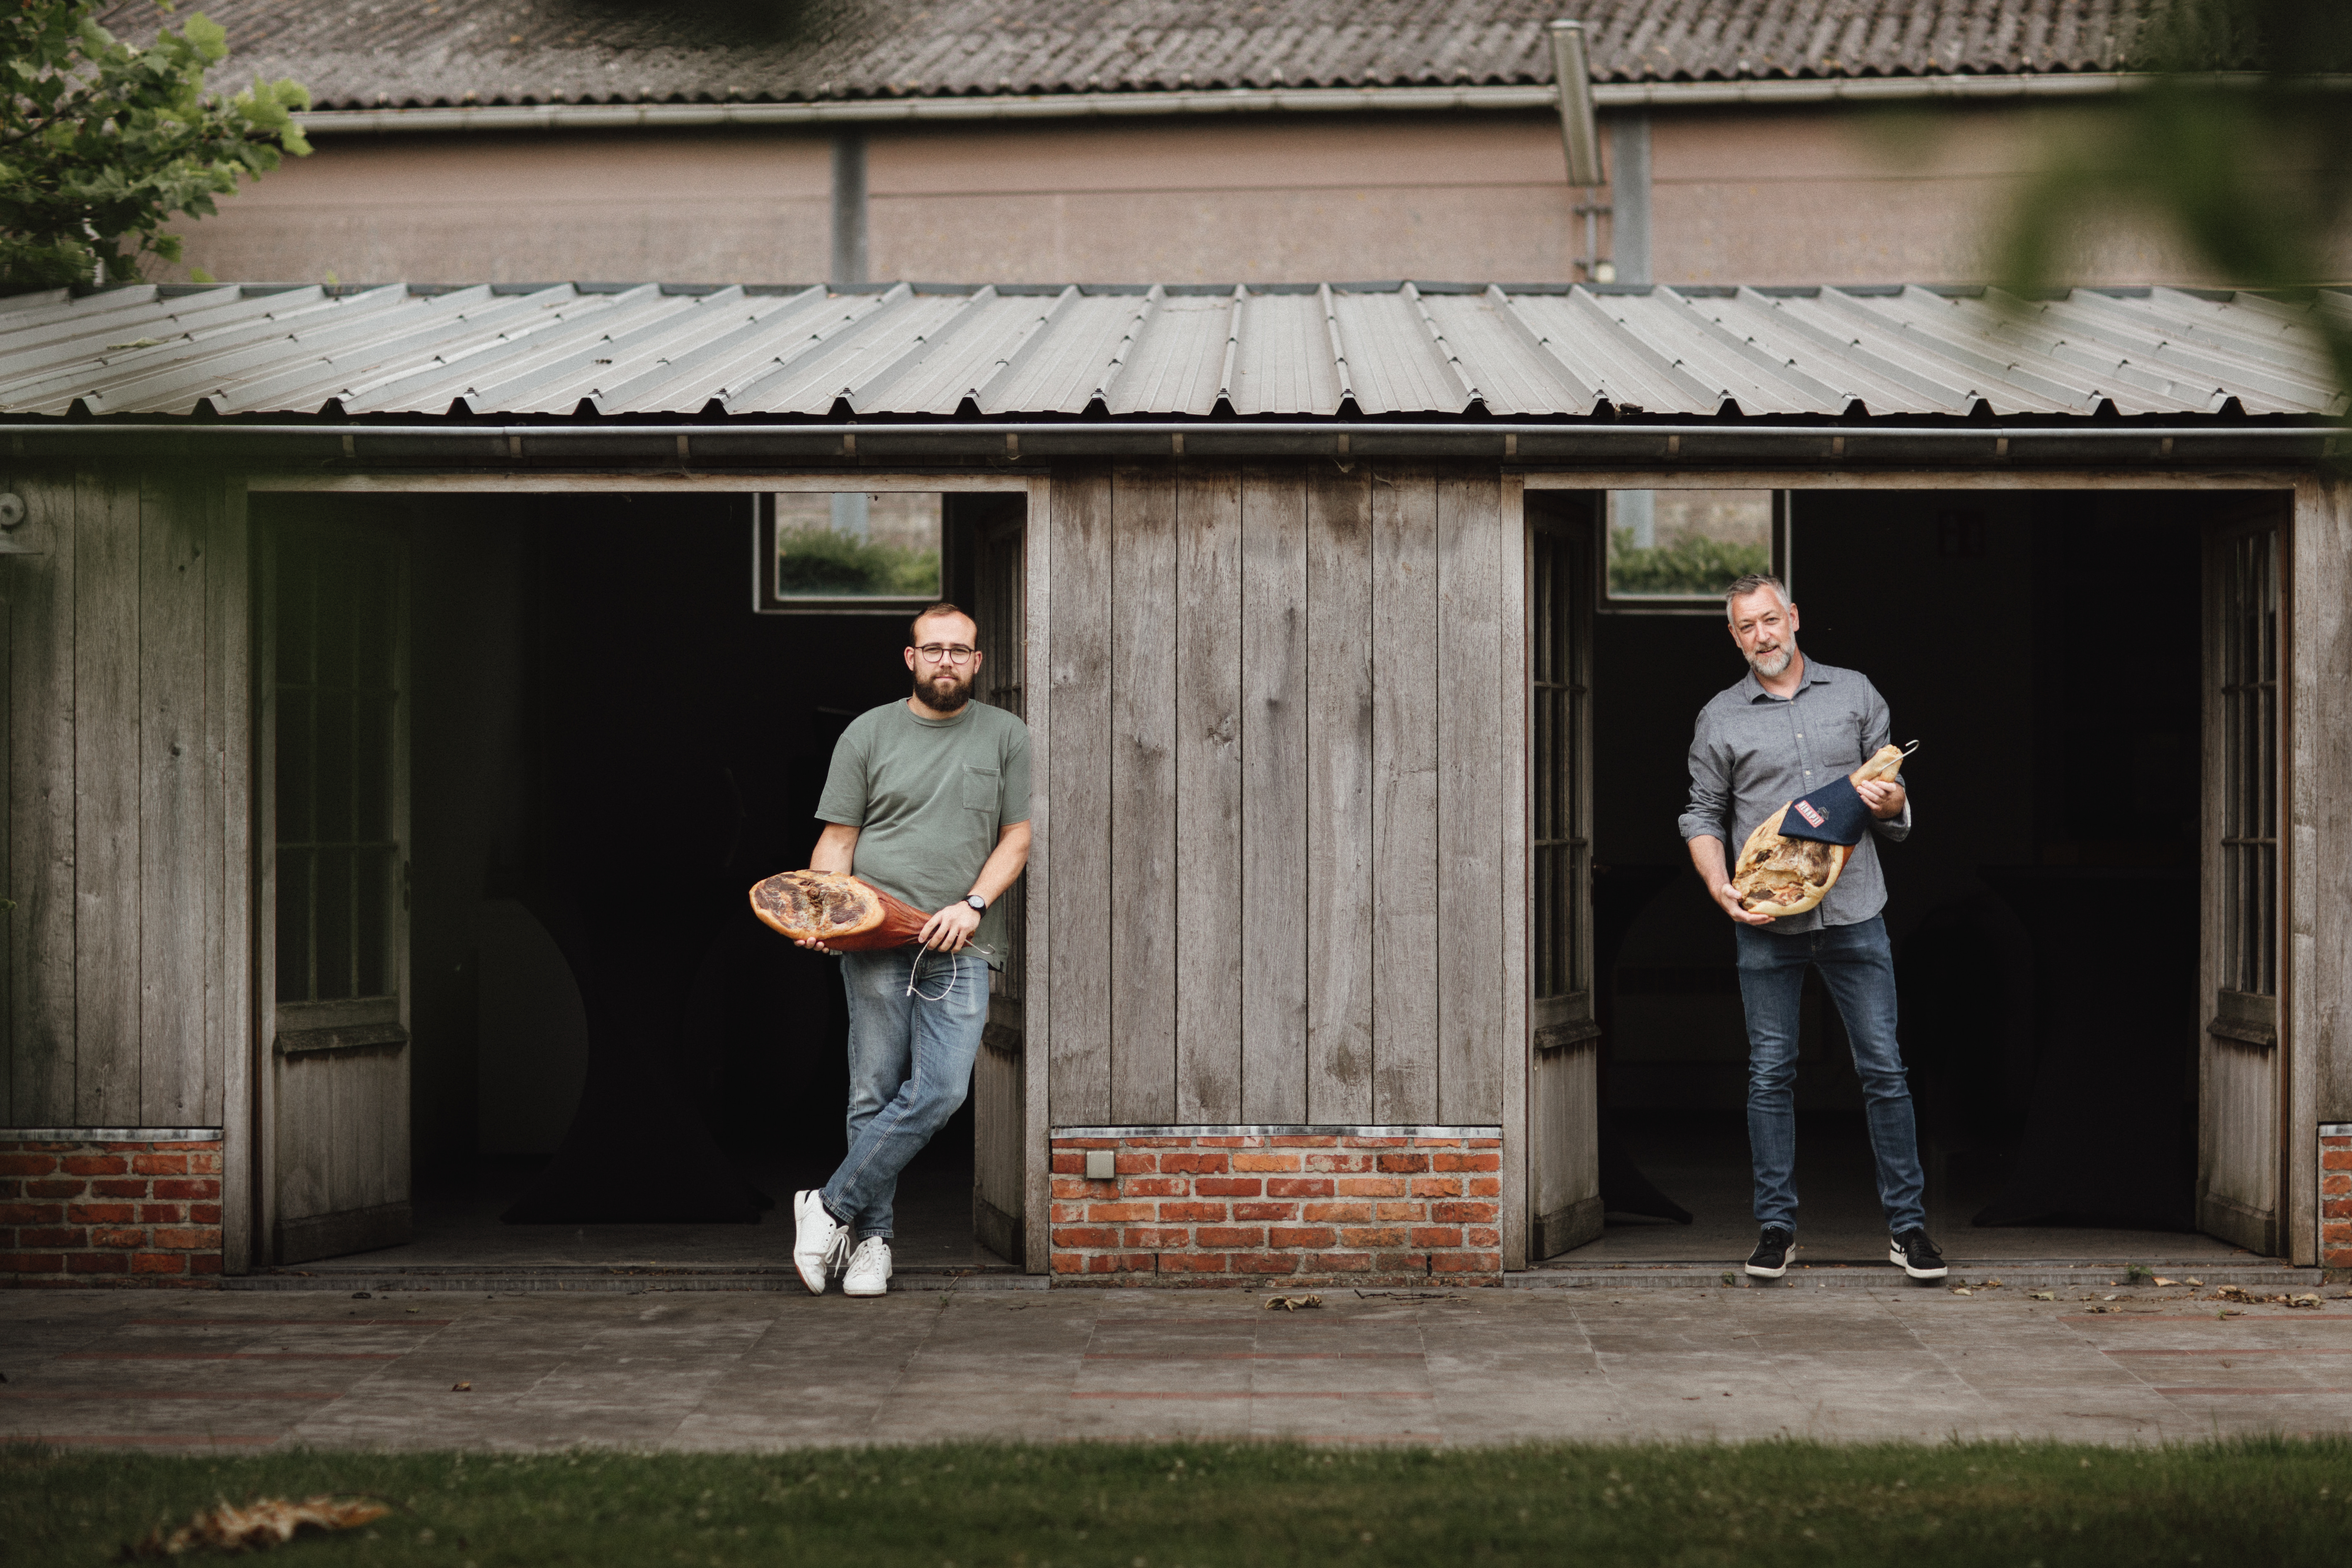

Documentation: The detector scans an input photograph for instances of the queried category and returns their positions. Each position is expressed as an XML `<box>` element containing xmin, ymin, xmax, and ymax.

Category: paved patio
<box><xmin>5</xmin><ymin>1284</ymin><xmax>2348</xmax><ymax>1451</ymax></box>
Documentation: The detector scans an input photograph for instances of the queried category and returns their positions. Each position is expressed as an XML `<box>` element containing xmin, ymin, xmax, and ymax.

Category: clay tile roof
<box><xmin>92</xmin><ymin>2</ymin><xmax>2173</xmax><ymax>114</ymax></box>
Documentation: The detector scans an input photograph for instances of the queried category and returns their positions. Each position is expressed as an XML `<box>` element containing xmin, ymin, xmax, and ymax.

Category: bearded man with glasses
<box><xmin>787</xmin><ymin>601</ymin><xmax>1031</xmax><ymax>1296</ymax></box>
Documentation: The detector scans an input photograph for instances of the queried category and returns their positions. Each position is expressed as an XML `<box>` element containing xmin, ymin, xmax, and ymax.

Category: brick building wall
<box><xmin>0</xmin><ymin>1133</ymin><xmax>225</xmax><ymax>1288</ymax></box>
<box><xmin>2325</xmin><ymin>1124</ymin><xmax>2352</xmax><ymax>1272</ymax></box>
<box><xmin>1050</xmin><ymin>1128</ymin><xmax>1502</xmax><ymax>1286</ymax></box>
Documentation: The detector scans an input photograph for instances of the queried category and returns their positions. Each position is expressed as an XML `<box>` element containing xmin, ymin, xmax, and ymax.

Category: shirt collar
<box><xmin>1740</xmin><ymin>656</ymin><xmax>1832</xmax><ymax>703</ymax></box>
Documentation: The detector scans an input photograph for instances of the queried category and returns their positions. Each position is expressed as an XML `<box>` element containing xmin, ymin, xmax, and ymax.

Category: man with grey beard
<box><xmin>1677</xmin><ymin>574</ymin><xmax>1944</xmax><ymax>1284</ymax></box>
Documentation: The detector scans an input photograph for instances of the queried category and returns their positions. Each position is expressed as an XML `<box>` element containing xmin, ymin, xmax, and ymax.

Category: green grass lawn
<box><xmin>6</xmin><ymin>1437</ymin><xmax>2348</xmax><ymax>1566</ymax></box>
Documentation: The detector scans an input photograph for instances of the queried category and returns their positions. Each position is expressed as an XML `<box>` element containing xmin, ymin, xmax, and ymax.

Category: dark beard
<box><xmin>913</xmin><ymin>670</ymin><xmax>973</xmax><ymax>712</ymax></box>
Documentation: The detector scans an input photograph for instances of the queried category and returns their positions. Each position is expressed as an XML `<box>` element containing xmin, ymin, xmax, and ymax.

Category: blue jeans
<box><xmin>1733</xmin><ymin>915</ymin><xmax>1927</xmax><ymax>1237</ymax></box>
<box><xmin>819</xmin><ymin>945</ymin><xmax>988</xmax><ymax>1240</ymax></box>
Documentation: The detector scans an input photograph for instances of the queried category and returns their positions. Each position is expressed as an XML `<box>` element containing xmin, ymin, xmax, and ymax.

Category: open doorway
<box><xmin>1548</xmin><ymin>484</ymin><xmax>2274</xmax><ymax>1265</ymax></box>
<box><xmin>248</xmin><ymin>486</ymin><xmax>1028</xmax><ymax>1278</ymax></box>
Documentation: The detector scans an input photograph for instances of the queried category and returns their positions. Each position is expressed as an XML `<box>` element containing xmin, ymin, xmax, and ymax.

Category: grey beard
<box><xmin>1748</xmin><ymin>644</ymin><xmax>1793</xmax><ymax>678</ymax></box>
<box><xmin>914</xmin><ymin>671</ymin><xmax>973</xmax><ymax>711</ymax></box>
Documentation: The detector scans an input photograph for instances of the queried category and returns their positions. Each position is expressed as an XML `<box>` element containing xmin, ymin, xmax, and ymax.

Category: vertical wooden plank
<box><xmin>1370</xmin><ymin>468</ymin><xmax>1441</xmax><ymax>1125</ymax></box>
<box><xmin>1435</xmin><ymin>467</ymin><xmax>1506</xmax><ymax>1126</ymax></box>
<box><xmin>274</xmin><ymin>1057</ymin><xmax>328</xmax><ymax>1231</ymax></box>
<box><xmin>213</xmin><ymin>481</ymin><xmax>255</xmax><ymax>1272</ymax></box>
<box><xmin>1497</xmin><ymin>474</ymin><xmax>1530</xmax><ymax>1269</ymax></box>
<box><xmin>1305</xmin><ymin>467</ymin><xmax>1375</xmax><ymax>1124</ymax></box>
<box><xmin>75</xmin><ymin>473</ymin><xmax>142</xmax><ymax>1124</ymax></box>
<box><xmin>1108</xmin><ymin>467</ymin><xmax>1178</xmax><ymax>1123</ymax></box>
<box><xmin>0</xmin><ymin>586</ymin><xmax>8</xmax><ymax>1124</ymax></box>
<box><xmin>6</xmin><ymin>476</ymin><xmax>75</xmax><ymax>1126</ymax></box>
<box><xmin>1022</xmin><ymin>474</ymin><xmax>1053</xmax><ymax>1272</ymax></box>
<box><xmin>388</xmin><ymin>529</ymin><xmax>415</xmax><ymax>1222</ymax></box>
<box><xmin>1174</xmin><ymin>466</ymin><xmax>1245</xmax><ymax>1123</ymax></box>
<box><xmin>139</xmin><ymin>474</ymin><xmax>211</xmax><ymax>1125</ymax></box>
<box><xmin>252</xmin><ymin>506</ymin><xmax>279</xmax><ymax>1260</ymax></box>
<box><xmin>1239</xmin><ymin>467</ymin><xmax>1310</xmax><ymax>1123</ymax></box>
<box><xmin>2290</xmin><ymin>474</ymin><xmax>2351</xmax><ymax>1266</ymax></box>
<box><xmin>1045</xmin><ymin>468</ymin><xmax>1113</xmax><ymax>1127</ymax></box>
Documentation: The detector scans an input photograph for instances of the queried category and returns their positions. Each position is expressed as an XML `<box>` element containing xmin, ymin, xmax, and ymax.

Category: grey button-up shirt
<box><xmin>1676</xmin><ymin>656</ymin><xmax>1911</xmax><ymax>933</ymax></box>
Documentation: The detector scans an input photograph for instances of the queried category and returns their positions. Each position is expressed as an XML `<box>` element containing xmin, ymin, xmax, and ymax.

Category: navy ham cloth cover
<box><xmin>1772</xmin><ymin>774</ymin><xmax>1875</xmax><ymax>846</ymax></box>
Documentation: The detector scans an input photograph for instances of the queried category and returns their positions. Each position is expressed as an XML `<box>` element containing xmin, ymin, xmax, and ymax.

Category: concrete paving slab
<box><xmin>6</xmin><ymin>1286</ymin><xmax>2351</xmax><ymax>1451</ymax></box>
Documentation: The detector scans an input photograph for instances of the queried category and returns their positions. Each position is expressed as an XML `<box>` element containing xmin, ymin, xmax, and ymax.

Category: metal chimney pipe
<box><xmin>1548</xmin><ymin>19</ymin><xmax>1604</xmax><ymax>187</ymax></box>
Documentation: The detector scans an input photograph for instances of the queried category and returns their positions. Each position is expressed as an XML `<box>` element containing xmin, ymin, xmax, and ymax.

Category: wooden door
<box><xmin>258</xmin><ymin>516</ymin><xmax>413</xmax><ymax>1266</ymax></box>
<box><xmin>970</xmin><ymin>508</ymin><xmax>1029</xmax><ymax>1264</ymax></box>
<box><xmin>1527</xmin><ymin>500</ymin><xmax>1600</xmax><ymax>1258</ymax></box>
<box><xmin>2197</xmin><ymin>506</ymin><xmax>2287</xmax><ymax>1254</ymax></box>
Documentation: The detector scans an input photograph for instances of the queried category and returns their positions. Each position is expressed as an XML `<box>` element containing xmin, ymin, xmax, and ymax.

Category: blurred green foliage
<box><xmin>776</xmin><ymin>525</ymin><xmax>940</xmax><ymax>596</ymax></box>
<box><xmin>2000</xmin><ymin>0</ymin><xmax>2352</xmax><ymax>404</ymax></box>
<box><xmin>1608</xmin><ymin>528</ymin><xmax>1771</xmax><ymax>597</ymax></box>
<box><xmin>1</xmin><ymin>2</ymin><xmax>311</xmax><ymax>294</ymax></box>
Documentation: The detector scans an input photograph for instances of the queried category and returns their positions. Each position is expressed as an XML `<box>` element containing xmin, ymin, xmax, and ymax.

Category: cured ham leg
<box><xmin>750</xmin><ymin>869</ymin><xmax>931</xmax><ymax>950</ymax></box>
<box><xmin>1730</xmin><ymin>743</ymin><xmax>1911</xmax><ymax>916</ymax></box>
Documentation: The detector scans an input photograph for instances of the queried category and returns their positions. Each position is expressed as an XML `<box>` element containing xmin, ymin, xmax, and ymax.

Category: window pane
<box><xmin>773</xmin><ymin>492</ymin><xmax>942</xmax><ymax>599</ymax></box>
<box><xmin>356</xmin><ymin>850</ymin><xmax>394</xmax><ymax>998</ymax></box>
<box><xmin>316</xmin><ymin>694</ymin><xmax>355</xmax><ymax>845</ymax></box>
<box><xmin>315</xmin><ymin>851</ymin><xmax>355</xmax><ymax>1001</ymax></box>
<box><xmin>276</xmin><ymin>848</ymin><xmax>312</xmax><ymax>1004</ymax></box>
<box><xmin>1607</xmin><ymin>490</ymin><xmax>1772</xmax><ymax>598</ymax></box>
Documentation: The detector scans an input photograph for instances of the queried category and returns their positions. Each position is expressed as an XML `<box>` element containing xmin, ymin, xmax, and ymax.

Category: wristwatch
<box><xmin>964</xmin><ymin>895</ymin><xmax>987</xmax><ymax>913</ymax></box>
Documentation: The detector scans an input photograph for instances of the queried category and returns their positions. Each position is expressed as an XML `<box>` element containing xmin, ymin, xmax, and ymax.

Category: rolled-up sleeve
<box><xmin>1860</xmin><ymin>682</ymin><xmax>1912</xmax><ymax>844</ymax></box>
<box><xmin>1678</xmin><ymin>711</ymin><xmax>1734</xmax><ymax>844</ymax></box>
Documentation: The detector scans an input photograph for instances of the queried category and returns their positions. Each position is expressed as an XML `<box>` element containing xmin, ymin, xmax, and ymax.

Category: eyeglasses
<box><xmin>915</xmin><ymin>644</ymin><xmax>977</xmax><ymax>665</ymax></box>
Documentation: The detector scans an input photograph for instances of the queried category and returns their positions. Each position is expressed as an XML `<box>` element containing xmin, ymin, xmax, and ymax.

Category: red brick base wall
<box><xmin>1050</xmin><ymin>1128</ymin><xmax>1502</xmax><ymax>1286</ymax></box>
<box><xmin>2324</xmin><ymin>1126</ymin><xmax>2352</xmax><ymax>1271</ymax></box>
<box><xmin>0</xmin><ymin>1137</ymin><xmax>224</xmax><ymax>1288</ymax></box>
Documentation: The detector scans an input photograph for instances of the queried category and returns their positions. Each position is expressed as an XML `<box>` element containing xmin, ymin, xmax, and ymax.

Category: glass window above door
<box><xmin>1604</xmin><ymin>489</ymin><xmax>1782</xmax><ymax>608</ymax></box>
<box><xmin>759</xmin><ymin>492</ymin><xmax>943</xmax><ymax>612</ymax></box>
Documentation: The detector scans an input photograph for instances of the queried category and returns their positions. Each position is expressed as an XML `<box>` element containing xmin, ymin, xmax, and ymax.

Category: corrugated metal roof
<box><xmin>1</xmin><ymin>280</ymin><xmax>2341</xmax><ymax>421</ymax></box>
<box><xmin>93</xmin><ymin>2</ymin><xmax>2178</xmax><ymax>113</ymax></box>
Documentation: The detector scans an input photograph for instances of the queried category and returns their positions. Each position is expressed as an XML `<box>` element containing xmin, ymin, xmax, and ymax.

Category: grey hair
<box><xmin>1723</xmin><ymin>574</ymin><xmax>1791</xmax><ymax>623</ymax></box>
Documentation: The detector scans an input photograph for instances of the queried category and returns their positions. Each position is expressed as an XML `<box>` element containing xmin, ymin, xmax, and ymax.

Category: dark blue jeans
<box><xmin>1733</xmin><ymin>915</ymin><xmax>1927</xmax><ymax>1237</ymax></box>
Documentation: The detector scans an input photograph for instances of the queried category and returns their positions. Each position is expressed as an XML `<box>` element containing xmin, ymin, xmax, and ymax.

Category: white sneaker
<box><xmin>842</xmin><ymin>1236</ymin><xmax>892</xmax><ymax>1298</ymax></box>
<box><xmin>791</xmin><ymin>1191</ymin><xmax>848</xmax><ymax>1295</ymax></box>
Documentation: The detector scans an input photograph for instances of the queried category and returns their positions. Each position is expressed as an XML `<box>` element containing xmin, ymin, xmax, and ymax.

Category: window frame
<box><xmin>1595</xmin><ymin>488</ymin><xmax>1792</xmax><ymax>615</ymax></box>
<box><xmin>751</xmin><ymin>490</ymin><xmax>953</xmax><ymax>615</ymax></box>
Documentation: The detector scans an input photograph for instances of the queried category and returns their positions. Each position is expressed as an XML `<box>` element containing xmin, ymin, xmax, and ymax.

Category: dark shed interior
<box><xmin>255</xmin><ymin>490</ymin><xmax>1014</xmax><ymax>1271</ymax></box>
<box><xmin>1573</xmin><ymin>486</ymin><xmax>2215</xmax><ymax>1262</ymax></box>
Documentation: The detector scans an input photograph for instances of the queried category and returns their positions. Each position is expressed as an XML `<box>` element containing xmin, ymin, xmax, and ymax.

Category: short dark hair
<box><xmin>909</xmin><ymin>601</ymin><xmax>974</xmax><ymax>644</ymax></box>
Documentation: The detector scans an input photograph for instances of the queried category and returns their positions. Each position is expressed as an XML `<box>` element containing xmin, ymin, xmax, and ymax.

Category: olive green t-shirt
<box><xmin>814</xmin><ymin>698</ymin><xmax>1031</xmax><ymax>967</ymax></box>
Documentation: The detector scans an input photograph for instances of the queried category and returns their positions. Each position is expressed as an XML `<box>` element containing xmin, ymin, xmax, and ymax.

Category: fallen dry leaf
<box><xmin>450</xmin><ymin>1382</ymin><xmax>471</xmax><ymax>1392</ymax></box>
<box><xmin>2185</xmin><ymin>1278</ymin><xmax>2204</xmax><ymax>1288</ymax></box>
<box><xmin>1950</xmin><ymin>1287</ymin><xmax>1973</xmax><ymax>1297</ymax></box>
<box><xmin>2153</xmin><ymin>1277</ymin><xmax>2178</xmax><ymax>1288</ymax></box>
<box><xmin>1264</xmin><ymin>1294</ymin><xmax>1323</xmax><ymax>1312</ymax></box>
<box><xmin>2030</xmin><ymin>1291</ymin><xmax>2056</xmax><ymax>1301</ymax></box>
<box><xmin>128</xmin><ymin>1496</ymin><xmax>390</xmax><ymax>1558</ymax></box>
<box><xmin>2289</xmin><ymin>1293</ymin><xmax>2322</xmax><ymax>1310</ymax></box>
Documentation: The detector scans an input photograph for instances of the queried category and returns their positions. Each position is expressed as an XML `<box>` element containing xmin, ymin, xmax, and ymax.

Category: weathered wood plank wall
<box><xmin>1044</xmin><ymin>463</ymin><xmax>1521</xmax><ymax>1133</ymax></box>
<box><xmin>2</xmin><ymin>471</ymin><xmax>249</xmax><ymax>1138</ymax></box>
<box><xmin>2291</xmin><ymin>472</ymin><xmax>2352</xmax><ymax>1267</ymax></box>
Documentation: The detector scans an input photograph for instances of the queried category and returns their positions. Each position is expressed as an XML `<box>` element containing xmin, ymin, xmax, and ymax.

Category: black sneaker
<box><xmin>1745</xmin><ymin>1227</ymin><xmax>1793</xmax><ymax>1279</ymax></box>
<box><xmin>1890</xmin><ymin>1228</ymin><xmax>1947</xmax><ymax>1280</ymax></box>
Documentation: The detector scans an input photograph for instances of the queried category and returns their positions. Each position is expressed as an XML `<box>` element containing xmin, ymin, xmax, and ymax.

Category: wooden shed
<box><xmin>1</xmin><ymin>278</ymin><xmax>2345</xmax><ymax>1287</ymax></box>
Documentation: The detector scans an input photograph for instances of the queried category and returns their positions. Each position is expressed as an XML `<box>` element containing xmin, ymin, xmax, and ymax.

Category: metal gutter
<box><xmin>291</xmin><ymin>70</ymin><xmax>2249</xmax><ymax>136</ymax></box>
<box><xmin>0</xmin><ymin>420</ymin><xmax>2333</xmax><ymax>468</ymax></box>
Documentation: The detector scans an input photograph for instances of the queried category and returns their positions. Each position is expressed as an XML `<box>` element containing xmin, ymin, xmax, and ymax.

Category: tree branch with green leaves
<box><xmin>0</xmin><ymin>0</ymin><xmax>310</xmax><ymax>295</ymax></box>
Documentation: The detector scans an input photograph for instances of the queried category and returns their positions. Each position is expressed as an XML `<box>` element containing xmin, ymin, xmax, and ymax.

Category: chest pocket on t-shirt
<box><xmin>962</xmin><ymin>764</ymin><xmax>1001</xmax><ymax>812</ymax></box>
